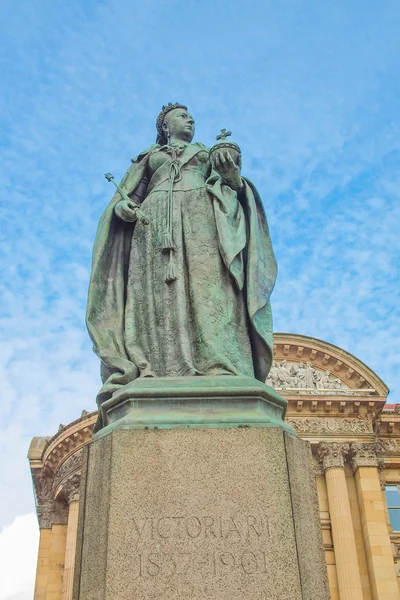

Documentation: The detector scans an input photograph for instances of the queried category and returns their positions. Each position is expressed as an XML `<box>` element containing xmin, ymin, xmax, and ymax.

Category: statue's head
<box><xmin>156</xmin><ymin>103</ymin><xmax>195</xmax><ymax>145</ymax></box>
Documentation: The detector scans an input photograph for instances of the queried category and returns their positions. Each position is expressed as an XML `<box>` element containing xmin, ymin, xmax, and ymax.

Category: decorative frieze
<box><xmin>287</xmin><ymin>417</ymin><xmax>373</xmax><ymax>435</ymax></box>
<box><xmin>318</xmin><ymin>442</ymin><xmax>350</xmax><ymax>471</ymax></box>
<box><xmin>375</xmin><ymin>438</ymin><xmax>400</xmax><ymax>455</ymax></box>
<box><xmin>350</xmin><ymin>443</ymin><xmax>378</xmax><ymax>472</ymax></box>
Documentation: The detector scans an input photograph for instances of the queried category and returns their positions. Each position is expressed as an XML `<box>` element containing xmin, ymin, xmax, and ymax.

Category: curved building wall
<box><xmin>28</xmin><ymin>333</ymin><xmax>400</xmax><ymax>600</ymax></box>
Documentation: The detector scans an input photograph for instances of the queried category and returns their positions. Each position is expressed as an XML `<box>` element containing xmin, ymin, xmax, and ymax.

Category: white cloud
<box><xmin>0</xmin><ymin>514</ymin><xmax>39</xmax><ymax>600</ymax></box>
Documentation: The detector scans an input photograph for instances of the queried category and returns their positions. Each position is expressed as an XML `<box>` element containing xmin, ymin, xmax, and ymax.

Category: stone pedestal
<box><xmin>73</xmin><ymin>380</ymin><xmax>330</xmax><ymax>600</ymax></box>
<box><xmin>95</xmin><ymin>376</ymin><xmax>294</xmax><ymax>435</ymax></box>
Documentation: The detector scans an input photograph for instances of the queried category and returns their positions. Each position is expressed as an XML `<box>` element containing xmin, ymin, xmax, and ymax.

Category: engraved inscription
<box><xmin>129</xmin><ymin>513</ymin><xmax>271</xmax><ymax>582</ymax></box>
<box><xmin>131</xmin><ymin>549</ymin><xmax>269</xmax><ymax>579</ymax></box>
<box><xmin>131</xmin><ymin>514</ymin><xmax>269</xmax><ymax>542</ymax></box>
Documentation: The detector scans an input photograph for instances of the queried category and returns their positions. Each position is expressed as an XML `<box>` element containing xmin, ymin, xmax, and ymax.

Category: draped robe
<box><xmin>86</xmin><ymin>142</ymin><xmax>277</xmax><ymax>426</ymax></box>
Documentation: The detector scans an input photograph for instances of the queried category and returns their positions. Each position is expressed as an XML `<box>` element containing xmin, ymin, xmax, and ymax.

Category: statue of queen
<box><xmin>86</xmin><ymin>103</ymin><xmax>277</xmax><ymax>422</ymax></box>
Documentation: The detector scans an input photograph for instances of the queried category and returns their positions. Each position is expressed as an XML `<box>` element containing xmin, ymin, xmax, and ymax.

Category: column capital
<box><xmin>318</xmin><ymin>442</ymin><xmax>350</xmax><ymax>472</ymax></box>
<box><xmin>36</xmin><ymin>502</ymin><xmax>54</xmax><ymax>529</ymax></box>
<box><xmin>62</xmin><ymin>472</ymin><xmax>81</xmax><ymax>504</ymax></box>
<box><xmin>350</xmin><ymin>442</ymin><xmax>378</xmax><ymax>473</ymax></box>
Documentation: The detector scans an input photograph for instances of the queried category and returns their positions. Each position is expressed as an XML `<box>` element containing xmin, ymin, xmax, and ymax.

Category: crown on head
<box><xmin>156</xmin><ymin>102</ymin><xmax>188</xmax><ymax>139</ymax></box>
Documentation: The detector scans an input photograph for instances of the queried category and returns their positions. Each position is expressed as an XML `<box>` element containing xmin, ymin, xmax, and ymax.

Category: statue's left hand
<box><xmin>211</xmin><ymin>149</ymin><xmax>242</xmax><ymax>190</ymax></box>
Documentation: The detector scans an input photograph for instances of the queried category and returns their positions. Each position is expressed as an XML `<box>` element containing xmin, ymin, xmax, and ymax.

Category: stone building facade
<box><xmin>29</xmin><ymin>333</ymin><xmax>400</xmax><ymax>599</ymax></box>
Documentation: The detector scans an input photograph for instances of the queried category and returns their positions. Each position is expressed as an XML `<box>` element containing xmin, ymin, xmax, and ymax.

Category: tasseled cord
<box><xmin>165</xmin><ymin>250</ymin><xmax>177</xmax><ymax>283</ymax></box>
<box><xmin>162</xmin><ymin>231</ymin><xmax>174</xmax><ymax>250</ymax></box>
<box><xmin>162</xmin><ymin>159</ymin><xmax>182</xmax><ymax>283</ymax></box>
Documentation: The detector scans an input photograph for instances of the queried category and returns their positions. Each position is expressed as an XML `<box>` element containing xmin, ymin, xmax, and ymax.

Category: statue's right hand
<box><xmin>114</xmin><ymin>200</ymin><xmax>138</xmax><ymax>222</ymax></box>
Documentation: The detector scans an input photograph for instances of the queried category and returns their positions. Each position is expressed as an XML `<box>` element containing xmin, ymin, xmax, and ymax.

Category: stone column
<box><xmin>33</xmin><ymin>473</ymin><xmax>57</xmax><ymax>600</ymax></box>
<box><xmin>33</xmin><ymin>504</ymin><xmax>53</xmax><ymax>600</ymax></box>
<box><xmin>351</xmin><ymin>443</ymin><xmax>398</xmax><ymax>600</ymax></box>
<box><xmin>47</xmin><ymin>522</ymin><xmax>68</xmax><ymax>600</ymax></box>
<box><xmin>318</xmin><ymin>442</ymin><xmax>364</xmax><ymax>600</ymax></box>
<box><xmin>61</xmin><ymin>474</ymin><xmax>81</xmax><ymax>600</ymax></box>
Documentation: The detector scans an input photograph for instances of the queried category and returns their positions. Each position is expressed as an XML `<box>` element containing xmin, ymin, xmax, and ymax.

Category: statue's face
<box><xmin>163</xmin><ymin>108</ymin><xmax>195</xmax><ymax>142</ymax></box>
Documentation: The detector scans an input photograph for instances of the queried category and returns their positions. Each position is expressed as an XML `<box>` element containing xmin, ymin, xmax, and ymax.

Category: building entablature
<box><xmin>378</xmin><ymin>404</ymin><xmax>400</xmax><ymax>437</ymax></box>
<box><xmin>28</xmin><ymin>410</ymin><xmax>97</xmax><ymax>529</ymax></box>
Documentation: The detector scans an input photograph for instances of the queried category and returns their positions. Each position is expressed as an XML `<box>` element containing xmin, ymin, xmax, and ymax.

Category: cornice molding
<box><xmin>285</xmin><ymin>396</ymin><xmax>385</xmax><ymax>425</ymax></box>
<box><xmin>41</xmin><ymin>411</ymin><xmax>97</xmax><ymax>475</ymax></box>
<box><xmin>377</xmin><ymin>413</ymin><xmax>400</xmax><ymax>437</ymax></box>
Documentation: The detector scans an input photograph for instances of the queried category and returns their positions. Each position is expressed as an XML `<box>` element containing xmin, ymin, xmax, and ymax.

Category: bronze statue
<box><xmin>86</xmin><ymin>103</ymin><xmax>277</xmax><ymax>421</ymax></box>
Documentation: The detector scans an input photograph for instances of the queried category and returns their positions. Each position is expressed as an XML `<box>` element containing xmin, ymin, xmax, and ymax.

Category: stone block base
<box><xmin>74</xmin><ymin>427</ymin><xmax>329</xmax><ymax>599</ymax></box>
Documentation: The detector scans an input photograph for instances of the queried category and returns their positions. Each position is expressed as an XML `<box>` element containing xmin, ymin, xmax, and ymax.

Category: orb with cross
<box><xmin>209</xmin><ymin>127</ymin><xmax>242</xmax><ymax>171</ymax></box>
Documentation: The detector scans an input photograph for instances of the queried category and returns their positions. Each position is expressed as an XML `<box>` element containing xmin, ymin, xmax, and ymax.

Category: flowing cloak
<box><xmin>86</xmin><ymin>143</ymin><xmax>277</xmax><ymax>419</ymax></box>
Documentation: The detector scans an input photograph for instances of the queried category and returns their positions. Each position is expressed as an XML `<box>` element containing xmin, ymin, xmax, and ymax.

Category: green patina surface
<box><xmin>86</xmin><ymin>103</ymin><xmax>279</xmax><ymax>431</ymax></box>
<box><xmin>93</xmin><ymin>377</ymin><xmax>295</xmax><ymax>440</ymax></box>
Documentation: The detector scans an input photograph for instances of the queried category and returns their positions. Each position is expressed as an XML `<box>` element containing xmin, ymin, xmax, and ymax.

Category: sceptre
<box><xmin>104</xmin><ymin>173</ymin><xmax>149</xmax><ymax>225</ymax></box>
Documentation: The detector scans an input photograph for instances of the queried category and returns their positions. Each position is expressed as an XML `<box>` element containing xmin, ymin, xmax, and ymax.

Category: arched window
<box><xmin>385</xmin><ymin>485</ymin><xmax>400</xmax><ymax>531</ymax></box>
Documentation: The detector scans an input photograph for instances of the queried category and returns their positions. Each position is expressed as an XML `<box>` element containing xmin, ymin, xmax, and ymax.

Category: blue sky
<box><xmin>1</xmin><ymin>0</ymin><xmax>400</xmax><ymax>596</ymax></box>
